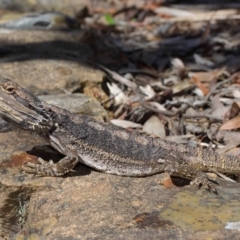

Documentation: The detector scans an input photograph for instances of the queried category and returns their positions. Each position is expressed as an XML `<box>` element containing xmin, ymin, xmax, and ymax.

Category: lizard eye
<box><xmin>5</xmin><ymin>85</ymin><xmax>15</xmax><ymax>94</ymax></box>
<box><xmin>29</xmin><ymin>104</ymin><xmax>35</xmax><ymax>110</ymax></box>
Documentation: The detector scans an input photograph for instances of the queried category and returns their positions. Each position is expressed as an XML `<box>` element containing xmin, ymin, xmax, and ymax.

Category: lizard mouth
<box><xmin>0</xmin><ymin>90</ymin><xmax>52</xmax><ymax>131</ymax></box>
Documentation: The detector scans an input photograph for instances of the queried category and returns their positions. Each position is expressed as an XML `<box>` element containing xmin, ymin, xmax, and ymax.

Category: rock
<box><xmin>0</xmin><ymin>29</ymin><xmax>105</xmax><ymax>95</ymax></box>
<box><xmin>0</xmin><ymin>0</ymin><xmax>87</xmax><ymax>16</ymax></box>
<box><xmin>1</xmin><ymin>96</ymin><xmax>240</xmax><ymax>240</ymax></box>
<box><xmin>0</xmin><ymin>60</ymin><xmax>106</xmax><ymax>95</ymax></box>
<box><xmin>39</xmin><ymin>93</ymin><xmax>108</xmax><ymax>121</ymax></box>
<box><xmin>0</xmin><ymin>90</ymin><xmax>108</xmax><ymax>238</ymax></box>
<box><xmin>0</xmin><ymin>2</ymin><xmax>239</xmax><ymax>239</ymax></box>
<box><xmin>0</xmin><ymin>12</ymin><xmax>80</xmax><ymax>30</ymax></box>
<box><xmin>1</xmin><ymin>166</ymin><xmax>240</xmax><ymax>239</ymax></box>
<box><xmin>1</xmin><ymin>110</ymin><xmax>240</xmax><ymax>239</ymax></box>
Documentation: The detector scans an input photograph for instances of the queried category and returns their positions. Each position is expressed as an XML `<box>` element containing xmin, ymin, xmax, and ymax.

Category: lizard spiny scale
<box><xmin>0</xmin><ymin>78</ymin><xmax>240</xmax><ymax>194</ymax></box>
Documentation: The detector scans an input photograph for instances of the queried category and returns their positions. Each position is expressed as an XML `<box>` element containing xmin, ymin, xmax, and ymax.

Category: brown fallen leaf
<box><xmin>220</xmin><ymin>115</ymin><xmax>240</xmax><ymax>130</ymax></box>
<box><xmin>191</xmin><ymin>75</ymin><xmax>209</xmax><ymax>96</ymax></box>
<box><xmin>223</xmin><ymin>102</ymin><xmax>240</xmax><ymax>123</ymax></box>
<box><xmin>226</xmin><ymin>147</ymin><xmax>240</xmax><ymax>156</ymax></box>
<box><xmin>188</xmin><ymin>69</ymin><xmax>224</xmax><ymax>83</ymax></box>
<box><xmin>231</xmin><ymin>71</ymin><xmax>240</xmax><ymax>84</ymax></box>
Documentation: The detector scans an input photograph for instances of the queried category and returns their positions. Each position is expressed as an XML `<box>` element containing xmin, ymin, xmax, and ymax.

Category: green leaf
<box><xmin>104</xmin><ymin>14</ymin><xmax>115</xmax><ymax>25</ymax></box>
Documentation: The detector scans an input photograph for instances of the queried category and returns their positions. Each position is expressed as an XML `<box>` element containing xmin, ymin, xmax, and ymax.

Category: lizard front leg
<box><xmin>22</xmin><ymin>156</ymin><xmax>79</xmax><ymax>176</ymax></box>
<box><xmin>164</xmin><ymin>162</ymin><xmax>218</xmax><ymax>194</ymax></box>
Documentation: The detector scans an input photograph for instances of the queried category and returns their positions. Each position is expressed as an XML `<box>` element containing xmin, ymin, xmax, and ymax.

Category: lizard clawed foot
<box><xmin>22</xmin><ymin>157</ymin><xmax>64</xmax><ymax>177</ymax></box>
<box><xmin>190</xmin><ymin>171</ymin><xmax>218</xmax><ymax>194</ymax></box>
<box><xmin>22</xmin><ymin>156</ymin><xmax>79</xmax><ymax>177</ymax></box>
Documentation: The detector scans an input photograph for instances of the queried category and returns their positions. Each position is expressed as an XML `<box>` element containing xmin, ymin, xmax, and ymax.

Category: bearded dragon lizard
<box><xmin>0</xmin><ymin>78</ymin><xmax>239</xmax><ymax>193</ymax></box>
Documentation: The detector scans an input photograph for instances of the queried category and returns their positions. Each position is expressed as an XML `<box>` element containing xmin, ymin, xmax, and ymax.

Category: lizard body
<box><xmin>0</xmin><ymin>78</ymin><xmax>239</xmax><ymax>192</ymax></box>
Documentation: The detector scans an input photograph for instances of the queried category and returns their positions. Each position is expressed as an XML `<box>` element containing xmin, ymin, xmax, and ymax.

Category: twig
<box><xmin>97</xmin><ymin>64</ymin><xmax>137</xmax><ymax>89</ymax></box>
<box><xmin>205</xmin><ymin>78</ymin><xmax>231</xmax><ymax>101</ymax></box>
<box><xmin>141</xmin><ymin>102</ymin><xmax>222</xmax><ymax>121</ymax></box>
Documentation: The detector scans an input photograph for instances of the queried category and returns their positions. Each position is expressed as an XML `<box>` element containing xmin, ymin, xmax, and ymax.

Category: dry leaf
<box><xmin>231</xmin><ymin>71</ymin><xmax>240</xmax><ymax>84</ymax></box>
<box><xmin>188</xmin><ymin>69</ymin><xmax>224</xmax><ymax>83</ymax></box>
<box><xmin>223</xmin><ymin>102</ymin><xmax>240</xmax><ymax>123</ymax></box>
<box><xmin>193</xmin><ymin>54</ymin><xmax>214</xmax><ymax>67</ymax></box>
<box><xmin>220</xmin><ymin>115</ymin><xmax>240</xmax><ymax>130</ymax></box>
<box><xmin>107</xmin><ymin>82</ymin><xmax>126</xmax><ymax>105</ymax></box>
<box><xmin>139</xmin><ymin>85</ymin><xmax>156</xmax><ymax>100</ymax></box>
<box><xmin>143</xmin><ymin>116</ymin><xmax>166</xmax><ymax>137</ymax></box>
<box><xmin>191</xmin><ymin>75</ymin><xmax>209</xmax><ymax>95</ymax></box>
<box><xmin>110</xmin><ymin>119</ymin><xmax>142</xmax><ymax>129</ymax></box>
<box><xmin>99</xmin><ymin>65</ymin><xmax>137</xmax><ymax>89</ymax></box>
<box><xmin>211</xmin><ymin>95</ymin><xmax>229</xmax><ymax>119</ymax></box>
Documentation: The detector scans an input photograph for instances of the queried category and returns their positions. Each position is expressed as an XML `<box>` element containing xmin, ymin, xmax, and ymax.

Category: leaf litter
<box><xmin>79</xmin><ymin>1</ymin><xmax>240</xmax><ymax>159</ymax></box>
<box><xmin>2</xmin><ymin>1</ymin><xmax>240</xmax><ymax>161</ymax></box>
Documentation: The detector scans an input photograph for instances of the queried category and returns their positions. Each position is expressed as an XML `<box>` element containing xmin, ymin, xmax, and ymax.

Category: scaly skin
<box><xmin>0</xmin><ymin>78</ymin><xmax>239</xmax><ymax>193</ymax></box>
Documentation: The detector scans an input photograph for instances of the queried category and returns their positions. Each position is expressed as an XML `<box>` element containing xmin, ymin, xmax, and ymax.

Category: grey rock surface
<box><xmin>39</xmin><ymin>93</ymin><xmax>108</xmax><ymax>121</ymax></box>
<box><xmin>1</xmin><ymin>162</ymin><xmax>240</xmax><ymax>239</ymax></box>
<box><xmin>0</xmin><ymin>92</ymin><xmax>108</xmax><ymax>238</ymax></box>
<box><xmin>0</xmin><ymin>0</ymin><xmax>87</xmax><ymax>15</ymax></box>
<box><xmin>0</xmin><ymin>1</ymin><xmax>240</xmax><ymax>239</ymax></box>
<box><xmin>1</xmin><ymin>86</ymin><xmax>240</xmax><ymax>240</ymax></box>
<box><xmin>0</xmin><ymin>29</ymin><xmax>105</xmax><ymax>95</ymax></box>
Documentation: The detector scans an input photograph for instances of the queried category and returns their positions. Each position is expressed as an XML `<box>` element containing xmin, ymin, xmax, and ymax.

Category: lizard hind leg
<box><xmin>190</xmin><ymin>171</ymin><xmax>219</xmax><ymax>194</ymax></box>
<box><xmin>22</xmin><ymin>156</ymin><xmax>79</xmax><ymax>177</ymax></box>
<box><xmin>164</xmin><ymin>162</ymin><xmax>219</xmax><ymax>194</ymax></box>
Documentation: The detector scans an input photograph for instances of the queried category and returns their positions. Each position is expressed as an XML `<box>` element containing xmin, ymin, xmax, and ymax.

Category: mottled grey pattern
<box><xmin>0</xmin><ymin>78</ymin><xmax>240</xmax><ymax>192</ymax></box>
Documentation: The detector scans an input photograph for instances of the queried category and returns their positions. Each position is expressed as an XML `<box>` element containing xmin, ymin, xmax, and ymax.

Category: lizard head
<box><xmin>0</xmin><ymin>78</ymin><xmax>54</xmax><ymax>131</ymax></box>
